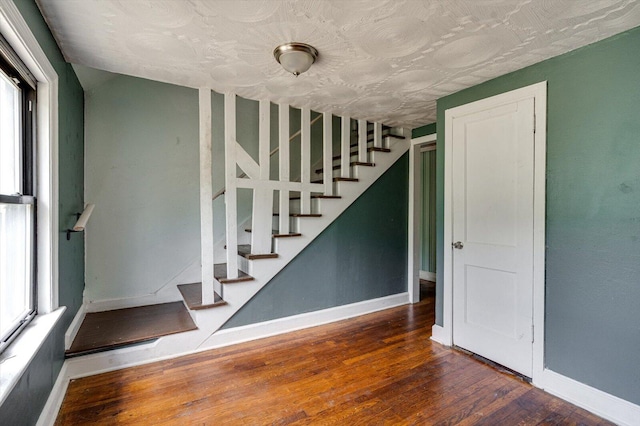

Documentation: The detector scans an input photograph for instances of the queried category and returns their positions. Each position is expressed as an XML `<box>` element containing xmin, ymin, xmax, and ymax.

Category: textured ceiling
<box><xmin>36</xmin><ymin>0</ymin><xmax>640</xmax><ymax>127</ymax></box>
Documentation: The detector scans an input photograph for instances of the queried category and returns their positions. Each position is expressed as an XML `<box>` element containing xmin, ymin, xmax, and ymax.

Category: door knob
<box><xmin>452</xmin><ymin>241</ymin><xmax>464</xmax><ymax>249</ymax></box>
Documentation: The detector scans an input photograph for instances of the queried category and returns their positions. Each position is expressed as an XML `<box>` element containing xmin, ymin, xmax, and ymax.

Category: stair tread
<box><xmin>237</xmin><ymin>244</ymin><xmax>278</xmax><ymax>259</ymax></box>
<box><xmin>289</xmin><ymin>194</ymin><xmax>342</xmax><ymax>200</ymax></box>
<box><xmin>213</xmin><ymin>263</ymin><xmax>254</xmax><ymax>283</ymax></box>
<box><xmin>66</xmin><ymin>301</ymin><xmax>197</xmax><ymax>357</ymax></box>
<box><xmin>272</xmin><ymin>213</ymin><xmax>322</xmax><ymax>217</ymax></box>
<box><xmin>316</xmin><ymin>162</ymin><xmax>375</xmax><ymax>174</ymax></box>
<box><xmin>244</xmin><ymin>229</ymin><xmax>302</xmax><ymax>238</ymax></box>
<box><xmin>331</xmin><ymin>146</ymin><xmax>391</xmax><ymax>160</ymax></box>
<box><xmin>178</xmin><ymin>283</ymin><xmax>226</xmax><ymax>310</ymax></box>
<box><xmin>312</xmin><ymin>177</ymin><xmax>359</xmax><ymax>183</ymax></box>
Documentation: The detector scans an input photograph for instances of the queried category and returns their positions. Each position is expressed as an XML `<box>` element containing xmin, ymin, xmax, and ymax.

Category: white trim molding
<box><xmin>442</xmin><ymin>81</ymin><xmax>547</xmax><ymax>366</ymax></box>
<box><xmin>204</xmin><ymin>292</ymin><xmax>409</xmax><ymax>351</ymax></box>
<box><xmin>37</xmin><ymin>361</ymin><xmax>70</xmax><ymax>426</ymax></box>
<box><xmin>0</xmin><ymin>0</ymin><xmax>59</xmax><ymax>314</ymax></box>
<box><xmin>64</xmin><ymin>304</ymin><xmax>86</xmax><ymax>350</ymax></box>
<box><xmin>537</xmin><ymin>369</ymin><xmax>640</xmax><ymax>426</ymax></box>
<box><xmin>408</xmin><ymin>132</ymin><xmax>437</xmax><ymax>303</ymax></box>
<box><xmin>0</xmin><ymin>0</ymin><xmax>61</xmax><ymax>412</ymax></box>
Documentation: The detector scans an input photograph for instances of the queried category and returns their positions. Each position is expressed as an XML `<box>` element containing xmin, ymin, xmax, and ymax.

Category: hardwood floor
<box><xmin>56</xmin><ymin>293</ymin><xmax>612</xmax><ymax>425</ymax></box>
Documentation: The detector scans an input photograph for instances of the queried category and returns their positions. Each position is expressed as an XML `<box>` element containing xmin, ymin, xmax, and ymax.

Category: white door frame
<box><xmin>408</xmin><ymin>133</ymin><xmax>437</xmax><ymax>303</ymax></box>
<box><xmin>437</xmin><ymin>81</ymin><xmax>547</xmax><ymax>383</ymax></box>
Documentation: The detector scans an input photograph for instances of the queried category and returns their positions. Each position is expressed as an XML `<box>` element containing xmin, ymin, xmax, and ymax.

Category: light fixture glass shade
<box><xmin>274</xmin><ymin>43</ymin><xmax>318</xmax><ymax>76</ymax></box>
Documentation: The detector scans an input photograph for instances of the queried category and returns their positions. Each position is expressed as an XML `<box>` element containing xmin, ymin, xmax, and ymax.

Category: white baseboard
<box><xmin>64</xmin><ymin>305</ymin><xmax>85</xmax><ymax>349</ymax></box>
<box><xmin>537</xmin><ymin>368</ymin><xmax>640</xmax><ymax>426</ymax></box>
<box><xmin>202</xmin><ymin>292</ymin><xmax>410</xmax><ymax>350</ymax></box>
<box><xmin>430</xmin><ymin>324</ymin><xmax>451</xmax><ymax>346</ymax></box>
<box><xmin>419</xmin><ymin>270</ymin><xmax>436</xmax><ymax>281</ymax></box>
<box><xmin>36</xmin><ymin>362</ymin><xmax>69</xmax><ymax>426</ymax></box>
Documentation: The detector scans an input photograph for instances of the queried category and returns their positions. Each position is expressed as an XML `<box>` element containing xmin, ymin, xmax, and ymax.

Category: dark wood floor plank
<box><xmin>56</xmin><ymin>293</ymin><xmax>614</xmax><ymax>425</ymax></box>
<box><xmin>66</xmin><ymin>301</ymin><xmax>197</xmax><ymax>356</ymax></box>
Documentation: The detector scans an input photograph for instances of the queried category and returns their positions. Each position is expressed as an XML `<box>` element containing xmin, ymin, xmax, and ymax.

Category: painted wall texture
<box><xmin>436</xmin><ymin>27</ymin><xmax>640</xmax><ymax>405</ymax></box>
<box><xmin>84</xmin><ymin>76</ymin><xmax>200</xmax><ymax>302</ymax></box>
<box><xmin>224</xmin><ymin>153</ymin><xmax>409</xmax><ymax>327</ymax></box>
<box><xmin>0</xmin><ymin>0</ymin><xmax>84</xmax><ymax>424</ymax></box>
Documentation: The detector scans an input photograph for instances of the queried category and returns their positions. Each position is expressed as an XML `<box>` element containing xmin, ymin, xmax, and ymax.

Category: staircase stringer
<box><xmin>193</xmin><ymin>134</ymin><xmax>410</xmax><ymax>348</ymax></box>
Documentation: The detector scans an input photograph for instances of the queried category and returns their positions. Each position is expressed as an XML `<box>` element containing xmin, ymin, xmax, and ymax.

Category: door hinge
<box><xmin>531</xmin><ymin>324</ymin><xmax>535</xmax><ymax>343</ymax></box>
<box><xmin>28</xmin><ymin>100</ymin><xmax>33</xmax><ymax>112</ymax></box>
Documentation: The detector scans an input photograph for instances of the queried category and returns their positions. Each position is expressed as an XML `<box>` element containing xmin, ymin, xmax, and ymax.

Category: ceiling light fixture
<box><xmin>273</xmin><ymin>42</ymin><xmax>318</xmax><ymax>77</ymax></box>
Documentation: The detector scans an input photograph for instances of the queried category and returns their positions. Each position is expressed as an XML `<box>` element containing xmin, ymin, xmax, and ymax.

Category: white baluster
<box><xmin>251</xmin><ymin>100</ymin><xmax>273</xmax><ymax>254</ymax></box>
<box><xmin>358</xmin><ymin>119</ymin><xmax>367</xmax><ymax>163</ymax></box>
<box><xmin>199</xmin><ymin>88</ymin><xmax>216</xmax><ymax>303</ymax></box>
<box><xmin>224</xmin><ymin>93</ymin><xmax>238</xmax><ymax>279</ymax></box>
<box><xmin>374</xmin><ymin>122</ymin><xmax>382</xmax><ymax>149</ymax></box>
<box><xmin>279</xmin><ymin>104</ymin><xmax>290</xmax><ymax>234</ymax></box>
<box><xmin>341</xmin><ymin>116</ymin><xmax>350</xmax><ymax>178</ymax></box>
<box><xmin>323</xmin><ymin>112</ymin><xmax>332</xmax><ymax>196</ymax></box>
<box><xmin>301</xmin><ymin>108</ymin><xmax>311</xmax><ymax>215</ymax></box>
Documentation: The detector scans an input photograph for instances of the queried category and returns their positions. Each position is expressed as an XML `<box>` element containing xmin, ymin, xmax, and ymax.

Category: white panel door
<box><xmin>451</xmin><ymin>97</ymin><xmax>535</xmax><ymax>377</ymax></box>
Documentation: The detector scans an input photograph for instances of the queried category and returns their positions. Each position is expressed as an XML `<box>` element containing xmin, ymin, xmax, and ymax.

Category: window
<box><xmin>0</xmin><ymin>35</ymin><xmax>36</xmax><ymax>354</ymax></box>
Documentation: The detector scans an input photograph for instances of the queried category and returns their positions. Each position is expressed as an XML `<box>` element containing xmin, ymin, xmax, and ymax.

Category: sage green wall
<box><xmin>436</xmin><ymin>27</ymin><xmax>640</xmax><ymax>405</ymax></box>
<box><xmin>412</xmin><ymin>122</ymin><xmax>436</xmax><ymax>138</ymax></box>
<box><xmin>223</xmin><ymin>153</ymin><xmax>409</xmax><ymax>328</ymax></box>
<box><xmin>0</xmin><ymin>0</ymin><xmax>84</xmax><ymax>424</ymax></box>
<box><xmin>84</xmin><ymin>75</ymin><xmax>201</xmax><ymax>302</ymax></box>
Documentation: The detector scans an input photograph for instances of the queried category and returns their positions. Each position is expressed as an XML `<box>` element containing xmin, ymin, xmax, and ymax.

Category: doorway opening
<box><xmin>408</xmin><ymin>133</ymin><xmax>436</xmax><ymax>303</ymax></box>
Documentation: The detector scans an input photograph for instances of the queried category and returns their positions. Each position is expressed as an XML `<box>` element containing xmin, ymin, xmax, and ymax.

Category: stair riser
<box><xmin>271</xmin><ymin>215</ymin><xmax>299</xmax><ymax>233</ymax></box>
<box><xmin>288</xmin><ymin>198</ymin><xmax>320</xmax><ymax>215</ymax></box>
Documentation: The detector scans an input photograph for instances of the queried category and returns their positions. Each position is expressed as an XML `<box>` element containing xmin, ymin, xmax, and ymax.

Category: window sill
<box><xmin>0</xmin><ymin>307</ymin><xmax>65</xmax><ymax>406</ymax></box>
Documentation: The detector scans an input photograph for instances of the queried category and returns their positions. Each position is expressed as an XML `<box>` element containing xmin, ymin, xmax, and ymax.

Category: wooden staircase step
<box><xmin>312</xmin><ymin>177</ymin><xmax>359</xmax><ymax>183</ymax></box>
<box><xmin>65</xmin><ymin>301</ymin><xmax>197</xmax><ymax>357</ymax></box>
<box><xmin>368</xmin><ymin>147</ymin><xmax>391</xmax><ymax>153</ymax></box>
<box><xmin>237</xmin><ymin>244</ymin><xmax>278</xmax><ymax>260</ymax></box>
<box><xmin>316</xmin><ymin>162</ymin><xmax>375</xmax><ymax>174</ymax></box>
<box><xmin>272</xmin><ymin>213</ymin><xmax>322</xmax><ymax>218</ymax></box>
<box><xmin>289</xmin><ymin>194</ymin><xmax>342</xmax><ymax>200</ymax></box>
<box><xmin>244</xmin><ymin>229</ymin><xmax>302</xmax><ymax>238</ymax></box>
<box><xmin>331</xmin><ymin>146</ymin><xmax>391</xmax><ymax>160</ymax></box>
<box><xmin>214</xmin><ymin>263</ymin><xmax>254</xmax><ymax>283</ymax></box>
<box><xmin>178</xmin><ymin>283</ymin><xmax>226</xmax><ymax>310</ymax></box>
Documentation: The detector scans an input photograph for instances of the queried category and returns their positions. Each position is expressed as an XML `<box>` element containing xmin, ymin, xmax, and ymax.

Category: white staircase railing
<box><xmin>200</xmin><ymin>91</ymin><xmax>394</xmax><ymax>303</ymax></box>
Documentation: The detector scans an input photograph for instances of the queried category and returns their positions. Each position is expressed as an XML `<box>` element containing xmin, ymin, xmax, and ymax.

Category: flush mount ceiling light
<box><xmin>273</xmin><ymin>42</ymin><xmax>318</xmax><ymax>76</ymax></box>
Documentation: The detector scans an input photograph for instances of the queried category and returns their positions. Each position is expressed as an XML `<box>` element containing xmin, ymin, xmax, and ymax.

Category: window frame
<box><xmin>0</xmin><ymin>48</ymin><xmax>38</xmax><ymax>353</ymax></box>
<box><xmin>0</xmin><ymin>0</ymin><xmax>63</xmax><ymax>408</ymax></box>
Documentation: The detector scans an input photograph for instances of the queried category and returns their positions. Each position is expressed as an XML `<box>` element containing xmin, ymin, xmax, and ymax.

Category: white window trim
<box><xmin>0</xmin><ymin>0</ymin><xmax>58</xmax><ymax>313</ymax></box>
<box><xmin>0</xmin><ymin>0</ymin><xmax>62</xmax><ymax>406</ymax></box>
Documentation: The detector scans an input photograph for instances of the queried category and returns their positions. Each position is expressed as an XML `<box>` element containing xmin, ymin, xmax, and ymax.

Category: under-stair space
<box><xmin>65</xmin><ymin>92</ymin><xmax>410</xmax><ymax>371</ymax></box>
